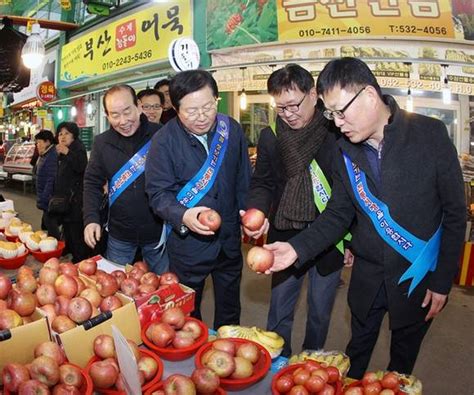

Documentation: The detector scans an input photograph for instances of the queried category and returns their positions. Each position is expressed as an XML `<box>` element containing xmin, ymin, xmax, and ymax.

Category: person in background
<box><xmin>146</xmin><ymin>70</ymin><xmax>252</xmax><ymax>329</ymax></box>
<box><xmin>34</xmin><ymin>130</ymin><xmax>60</xmax><ymax>239</ymax></box>
<box><xmin>54</xmin><ymin>122</ymin><xmax>90</xmax><ymax>262</ymax></box>
<box><xmin>241</xmin><ymin>64</ymin><xmax>349</xmax><ymax>358</ymax></box>
<box><xmin>83</xmin><ymin>85</ymin><xmax>168</xmax><ymax>273</ymax></box>
<box><xmin>266</xmin><ymin>57</ymin><xmax>466</xmax><ymax>378</ymax></box>
<box><xmin>137</xmin><ymin>88</ymin><xmax>165</xmax><ymax>124</ymax></box>
<box><xmin>154</xmin><ymin>79</ymin><xmax>177</xmax><ymax>124</ymax></box>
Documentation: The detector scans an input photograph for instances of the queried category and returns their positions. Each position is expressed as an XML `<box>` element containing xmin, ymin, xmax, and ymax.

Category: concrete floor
<box><xmin>2</xmin><ymin>186</ymin><xmax>473</xmax><ymax>394</ymax></box>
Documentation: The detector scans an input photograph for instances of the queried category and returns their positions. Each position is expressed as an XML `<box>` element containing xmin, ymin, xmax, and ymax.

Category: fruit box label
<box><xmin>136</xmin><ymin>283</ymin><xmax>195</xmax><ymax>327</ymax></box>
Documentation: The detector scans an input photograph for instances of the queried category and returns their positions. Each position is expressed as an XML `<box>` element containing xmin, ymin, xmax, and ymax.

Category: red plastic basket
<box><xmin>30</xmin><ymin>240</ymin><xmax>65</xmax><ymax>263</ymax></box>
<box><xmin>0</xmin><ymin>250</ymin><xmax>29</xmax><ymax>269</ymax></box>
<box><xmin>143</xmin><ymin>380</ymin><xmax>227</xmax><ymax>395</ymax></box>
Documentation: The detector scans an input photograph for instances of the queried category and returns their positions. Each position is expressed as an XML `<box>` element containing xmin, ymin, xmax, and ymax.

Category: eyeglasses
<box><xmin>182</xmin><ymin>100</ymin><xmax>217</xmax><ymax>121</ymax></box>
<box><xmin>275</xmin><ymin>94</ymin><xmax>307</xmax><ymax>115</ymax></box>
<box><xmin>323</xmin><ymin>87</ymin><xmax>366</xmax><ymax>120</ymax></box>
<box><xmin>142</xmin><ymin>104</ymin><xmax>162</xmax><ymax>111</ymax></box>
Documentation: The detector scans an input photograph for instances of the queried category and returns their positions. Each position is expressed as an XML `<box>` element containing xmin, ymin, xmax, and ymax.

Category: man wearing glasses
<box><xmin>137</xmin><ymin>88</ymin><xmax>164</xmax><ymax>124</ymax></box>
<box><xmin>145</xmin><ymin>70</ymin><xmax>252</xmax><ymax>329</ymax></box>
<box><xmin>241</xmin><ymin>64</ymin><xmax>351</xmax><ymax>359</ymax></box>
<box><xmin>265</xmin><ymin>58</ymin><xmax>465</xmax><ymax>378</ymax></box>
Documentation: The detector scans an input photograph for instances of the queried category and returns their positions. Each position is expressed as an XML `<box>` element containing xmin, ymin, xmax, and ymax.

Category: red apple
<box><xmin>212</xmin><ymin>339</ymin><xmax>236</xmax><ymax>356</ymax></box>
<box><xmin>0</xmin><ymin>274</ymin><xmax>12</xmax><ymax>299</ymax></box>
<box><xmin>276</xmin><ymin>374</ymin><xmax>295</xmax><ymax>393</ymax></box>
<box><xmin>54</xmin><ymin>275</ymin><xmax>78</xmax><ymax>299</ymax></box>
<box><xmin>138</xmin><ymin>356</ymin><xmax>158</xmax><ymax>382</ymax></box>
<box><xmin>52</xmin><ymin>383</ymin><xmax>82</xmax><ymax>394</ymax></box>
<box><xmin>89</xmin><ymin>360</ymin><xmax>119</xmax><ymax>389</ymax></box>
<box><xmin>236</xmin><ymin>342</ymin><xmax>259</xmax><ymax>363</ymax></box>
<box><xmin>149</xmin><ymin>322</ymin><xmax>175</xmax><ymax>347</ymax></box>
<box><xmin>39</xmin><ymin>267</ymin><xmax>59</xmax><ymax>285</ymax></box>
<box><xmin>16</xmin><ymin>275</ymin><xmax>37</xmax><ymax>293</ymax></box>
<box><xmin>55</xmin><ymin>295</ymin><xmax>71</xmax><ymax>315</ymax></box>
<box><xmin>59</xmin><ymin>363</ymin><xmax>83</xmax><ymax>388</ymax></box>
<box><xmin>137</xmin><ymin>283</ymin><xmax>156</xmax><ymax>296</ymax></box>
<box><xmin>191</xmin><ymin>367</ymin><xmax>220</xmax><ymax>394</ymax></box>
<box><xmin>36</xmin><ymin>284</ymin><xmax>57</xmax><ymax>306</ymax></box>
<box><xmin>78</xmin><ymin>259</ymin><xmax>97</xmax><ymax>275</ymax></box>
<box><xmin>94</xmin><ymin>334</ymin><xmax>116</xmax><ymax>359</ymax></box>
<box><xmin>44</xmin><ymin>257</ymin><xmax>60</xmax><ymax>271</ymax></box>
<box><xmin>29</xmin><ymin>355</ymin><xmax>60</xmax><ymax>387</ymax></box>
<box><xmin>110</xmin><ymin>270</ymin><xmax>126</xmax><ymax>287</ymax></box>
<box><xmin>95</xmin><ymin>273</ymin><xmax>118</xmax><ymax>297</ymax></box>
<box><xmin>34</xmin><ymin>341</ymin><xmax>66</xmax><ymax>365</ymax></box>
<box><xmin>246</xmin><ymin>246</ymin><xmax>274</xmax><ymax>273</ymax></box>
<box><xmin>79</xmin><ymin>287</ymin><xmax>102</xmax><ymax>308</ymax></box>
<box><xmin>2</xmin><ymin>363</ymin><xmax>30</xmax><ymax>392</ymax></box>
<box><xmin>140</xmin><ymin>272</ymin><xmax>160</xmax><ymax>288</ymax></box>
<box><xmin>161</xmin><ymin>307</ymin><xmax>186</xmax><ymax>329</ymax></box>
<box><xmin>159</xmin><ymin>272</ymin><xmax>179</xmax><ymax>285</ymax></box>
<box><xmin>8</xmin><ymin>289</ymin><xmax>36</xmax><ymax>316</ymax></box>
<box><xmin>241</xmin><ymin>208</ymin><xmax>265</xmax><ymax>231</ymax></box>
<box><xmin>127</xmin><ymin>339</ymin><xmax>141</xmax><ymax>361</ymax></box>
<box><xmin>17</xmin><ymin>266</ymin><xmax>34</xmax><ymax>279</ymax></box>
<box><xmin>39</xmin><ymin>303</ymin><xmax>57</xmax><ymax>324</ymax></box>
<box><xmin>59</xmin><ymin>262</ymin><xmax>78</xmax><ymax>277</ymax></box>
<box><xmin>18</xmin><ymin>379</ymin><xmax>50</xmax><ymax>394</ymax></box>
<box><xmin>164</xmin><ymin>374</ymin><xmax>196</xmax><ymax>395</ymax></box>
<box><xmin>51</xmin><ymin>315</ymin><xmax>76</xmax><ymax>333</ymax></box>
<box><xmin>231</xmin><ymin>356</ymin><xmax>253</xmax><ymax>379</ymax></box>
<box><xmin>181</xmin><ymin>319</ymin><xmax>203</xmax><ymax>339</ymax></box>
<box><xmin>99</xmin><ymin>295</ymin><xmax>122</xmax><ymax>312</ymax></box>
<box><xmin>198</xmin><ymin>209</ymin><xmax>221</xmax><ymax>231</ymax></box>
<box><xmin>73</xmin><ymin>277</ymin><xmax>86</xmax><ymax>296</ymax></box>
<box><xmin>205</xmin><ymin>350</ymin><xmax>235</xmax><ymax>378</ymax></box>
<box><xmin>120</xmin><ymin>277</ymin><xmax>140</xmax><ymax>297</ymax></box>
<box><xmin>0</xmin><ymin>308</ymin><xmax>23</xmax><ymax>329</ymax></box>
<box><xmin>67</xmin><ymin>297</ymin><xmax>92</xmax><ymax>323</ymax></box>
<box><xmin>134</xmin><ymin>260</ymin><xmax>149</xmax><ymax>272</ymax></box>
<box><xmin>173</xmin><ymin>330</ymin><xmax>196</xmax><ymax>349</ymax></box>
<box><xmin>128</xmin><ymin>267</ymin><xmax>146</xmax><ymax>282</ymax></box>
<box><xmin>0</xmin><ymin>299</ymin><xmax>7</xmax><ymax>311</ymax></box>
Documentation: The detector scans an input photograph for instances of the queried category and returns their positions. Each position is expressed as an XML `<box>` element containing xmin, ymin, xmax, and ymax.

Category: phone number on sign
<box><xmin>102</xmin><ymin>50</ymin><xmax>153</xmax><ymax>71</ymax></box>
<box><xmin>299</xmin><ymin>26</ymin><xmax>371</xmax><ymax>37</ymax></box>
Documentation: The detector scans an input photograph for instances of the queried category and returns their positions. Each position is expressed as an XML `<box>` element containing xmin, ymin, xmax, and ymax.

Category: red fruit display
<box><xmin>138</xmin><ymin>356</ymin><xmax>158</xmax><ymax>382</ymax></box>
<box><xmin>161</xmin><ymin>306</ymin><xmax>186</xmax><ymax>329</ymax></box>
<box><xmin>89</xmin><ymin>360</ymin><xmax>119</xmax><ymax>389</ymax></box>
<box><xmin>54</xmin><ymin>275</ymin><xmax>78</xmax><ymax>299</ymax></box>
<box><xmin>18</xmin><ymin>379</ymin><xmax>50</xmax><ymax>394</ymax></box>
<box><xmin>159</xmin><ymin>272</ymin><xmax>179</xmax><ymax>285</ymax></box>
<box><xmin>8</xmin><ymin>289</ymin><xmax>36</xmax><ymax>316</ymax></box>
<box><xmin>51</xmin><ymin>315</ymin><xmax>76</xmax><ymax>333</ymax></box>
<box><xmin>205</xmin><ymin>350</ymin><xmax>236</xmax><ymax>378</ymax></box>
<box><xmin>99</xmin><ymin>295</ymin><xmax>122</xmax><ymax>312</ymax></box>
<box><xmin>246</xmin><ymin>246</ymin><xmax>274</xmax><ymax>273</ymax></box>
<box><xmin>39</xmin><ymin>267</ymin><xmax>59</xmax><ymax>286</ymax></box>
<box><xmin>164</xmin><ymin>374</ymin><xmax>196</xmax><ymax>395</ymax></box>
<box><xmin>79</xmin><ymin>288</ymin><xmax>102</xmax><ymax>308</ymax></box>
<box><xmin>34</xmin><ymin>341</ymin><xmax>66</xmax><ymax>365</ymax></box>
<box><xmin>0</xmin><ymin>308</ymin><xmax>22</xmax><ymax>329</ymax></box>
<box><xmin>0</xmin><ymin>274</ymin><xmax>13</xmax><ymax>299</ymax></box>
<box><xmin>44</xmin><ymin>257</ymin><xmax>60</xmax><ymax>271</ymax></box>
<box><xmin>198</xmin><ymin>209</ymin><xmax>222</xmax><ymax>231</ymax></box>
<box><xmin>58</xmin><ymin>364</ymin><xmax>83</xmax><ymax>388</ymax></box>
<box><xmin>241</xmin><ymin>208</ymin><xmax>266</xmax><ymax>231</ymax></box>
<box><xmin>29</xmin><ymin>355</ymin><xmax>60</xmax><ymax>387</ymax></box>
<box><xmin>134</xmin><ymin>260</ymin><xmax>149</xmax><ymax>272</ymax></box>
<box><xmin>181</xmin><ymin>319</ymin><xmax>203</xmax><ymax>339</ymax></box>
<box><xmin>93</xmin><ymin>334</ymin><xmax>116</xmax><ymax>359</ymax></box>
<box><xmin>95</xmin><ymin>273</ymin><xmax>119</xmax><ymax>297</ymax></box>
<box><xmin>36</xmin><ymin>284</ymin><xmax>57</xmax><ymax>306</ymax></box>
<box><xmin>236</xmin><ymin>342</ymin><xmax>259</xmax><ymax>364</ymax></box>
<box><xmin>213</xmin><ymin>339</ymin><xmax>236</xmax><ymax>356</ymax></box>
<box><xmin>78</xmin><ymin>258</ymin><xmax>97</xmax><ymax>275</ymax></box>
<box><xmin>59</xmin><ymin>262</ymin><xmax>79</xmax><ymax>277</ymax></box>
<box><xmin>149</xmin><ymin>322</ymin><xmax>175</xmax><ymax>348</ymax></box>
<box><xmin>191</xmin><ymin>367</ymin><xmax>220</xmax><ymax>394</ymax></box>
<box><xmin>2</xmin><ymin>363</ymin><xmax>31</xmax><ymax>392</ymax></box>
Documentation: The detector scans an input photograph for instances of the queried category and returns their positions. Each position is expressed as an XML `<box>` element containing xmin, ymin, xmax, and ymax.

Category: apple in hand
<box><xmin>241</xmin><ymin>208</ymin><xmax>265</xmax><ymax>231</ymax></box>
<box><xmin>246</xmin><ymin>246</ymin><xmax>274</xmax><ymax>273</ymax></box>
<box><xmin>198</xmin><ymin>209</ymin><xmax>221</xmax><ymax>232</ymax></box>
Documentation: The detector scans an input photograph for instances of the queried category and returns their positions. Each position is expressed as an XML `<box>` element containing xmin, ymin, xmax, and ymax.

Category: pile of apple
<box><xmin>0</xmin><ymin>268</ymin><xmax>39</xmax><ymax>330</ymax></box>
<box><xmin>145</xmin><ymin>307</ymin><xmax>203</xmax><ymax>349</ymax></box>
<box><xmin>274</xmin><ymin>360</ymin><xmax>341</xmax><ymax>395</ymax></box>
<box><xmin>343</xmin><ymin>371</ymin><xmax>404</xmax><ymax>395</ymax></box>
<box><xmin>2</xmin><ymin>341</ymin><xmax>86</xmax><ymax>394</ymax></box>
<box><xmin>201</xmin><ymin>339</ymin><xmax>261</xmax><ymax>379</ymax></box>
<box><xmin>78</xmin><ymin>258</ymin><xmax>180</xmax><ymax>299</ymax></box>
<box><xmin>154</xmin><ymin>368</ymin><xmax>221</xmax><ymax>395</ymax></box>
<box><xmin>88</xmin><ymin>334</ymin><xmax>158</xmax><ymax>390</ymax></box>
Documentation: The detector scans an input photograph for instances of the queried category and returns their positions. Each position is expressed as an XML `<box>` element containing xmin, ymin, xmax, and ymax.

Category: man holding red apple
<box><xmin>242</xmin><ymin>64</ymin><xmax>351</xmax><ymax>358</ymax></box>
<box><xmin>145</xmin><ymin>70</ymin><xmax>252</xmax><ymax>329</ymax></box>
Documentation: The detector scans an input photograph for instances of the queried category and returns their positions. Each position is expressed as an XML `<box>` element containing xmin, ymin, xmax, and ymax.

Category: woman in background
<box><xmin>54</xmin><ymin>122</ymin><xmax>90</xmax><ymax>262</ymax></box>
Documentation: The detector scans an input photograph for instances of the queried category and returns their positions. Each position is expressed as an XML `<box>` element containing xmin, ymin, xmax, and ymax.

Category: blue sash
<box><xmin>342</xmin><ymin>152</ymin><xmax>442</xmax><ymax>296</ymax></box>
<box><xmin>108</xmin><ymin>141</ymin><xmax>151</xmax><ymax>207</ymax></box>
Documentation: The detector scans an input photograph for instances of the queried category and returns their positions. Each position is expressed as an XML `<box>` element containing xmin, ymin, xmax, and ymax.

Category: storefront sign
<box><xmin>36</xmin><ymin>81</ymin><xmax>57</xmax><ymax>102</ymax></box>
<box><xmin>59</xmin><ymin>0</ymin><xmax>72</xmax><ymax>11</ymax></box>
<box><xmin>168</xmin><ymin>37</ymin><xmax>200</xmax><ymax>71</ymax></box>
<box><xmin>207</xmin><ymin>0</ymin><xmax>472</xmax><ymax>51</ymax></box>
<box><xmin>60</xmin><ymin>1</ymin><xmax>192</xmax><ymax>87</ymax></box>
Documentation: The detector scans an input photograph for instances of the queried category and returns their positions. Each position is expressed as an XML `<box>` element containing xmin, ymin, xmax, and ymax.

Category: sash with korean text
<box><xmin>176</xmin><ymin>113</ymin><xmax>230</xmax><ymax>208</ymax></box>
<box><xmin>108</xmin><ymin>141</ymin><xmax>150</xmax><ymax>207</ymax></box>
<box><xmin>342</xmin><ymin>152</ymin><xmax>442</xmax><ymax>296</ymax></box>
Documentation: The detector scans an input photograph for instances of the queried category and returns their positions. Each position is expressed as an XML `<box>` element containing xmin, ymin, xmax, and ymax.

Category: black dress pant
<box><xmin>346</xmin><ymin>283</ymin><xmax>431</xmax><ymax>379</ymax></box>
<box><xmin>170</xmin><ymin>249</ymin><xmax>243</xmax><ymax>330</ymax></box>
<box><xmin>63</xmin><ymin>221</ymin><xmax>91</xmax><ymax>263</ymax></box>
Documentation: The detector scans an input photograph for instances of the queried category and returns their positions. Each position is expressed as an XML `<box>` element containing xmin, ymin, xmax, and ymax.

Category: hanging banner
<box><xmin>59</xmin><ymin>1</ymin><xmax>192</xmax><ymax>87</ymax></box>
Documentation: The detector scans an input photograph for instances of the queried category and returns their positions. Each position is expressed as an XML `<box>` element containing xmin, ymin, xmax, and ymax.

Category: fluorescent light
<box><xmin>70</xmin><ymin>106</ymin><xmax>77</xmax><ymax>117</ymax></box>
<box><xmin>405</xmin><ymin>89</ymin><xmax>413</xmax><ymax>112</ymax></box>
<box><xmin>240</xmin><ymin>89</ymin><xmax>247</xmax><ymax>110</ymax></box>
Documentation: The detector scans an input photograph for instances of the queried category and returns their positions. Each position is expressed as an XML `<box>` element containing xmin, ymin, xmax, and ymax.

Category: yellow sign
<box><xmin>36</xmin><ymin>110</ymin><xmax>48</xmax><ymax>118</ymax></box>
<box><xmin>278</xmin><ymin>1</ymin><xmax>455</xmax><ymax>41</ymax></box>
<box><xmin>59</xmin><ymin>0</ymin><xmax>72</xmax><ymax>11</ymax></box>
<box><xmin>60</xmin><ymin>1</ymin><xmax>191</xmax><ymax>86</ymax></box>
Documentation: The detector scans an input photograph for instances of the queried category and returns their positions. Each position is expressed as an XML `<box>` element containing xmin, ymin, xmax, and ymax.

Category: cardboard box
<box><xmin>136</xmin><ymin>283</ymin><xmax>195</xmax><ymax>327</ymax></box>
<box><xmin>51</xmin><ymin>293</ymin><xmax>142</xmax><ymax>368</ymax></box>
<box><xmin>0</xmin><ymin>310</ymin><xmax>50</xmax><ymax>373</ymax></box>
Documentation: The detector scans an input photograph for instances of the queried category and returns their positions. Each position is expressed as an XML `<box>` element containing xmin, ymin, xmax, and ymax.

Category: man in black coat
<box><xmin>266</xmin><ymin>58</ymin><xmax>466</xmax><ymax>378</ymax></box>
<box><xmin>241</xmin><ymin>64</ymin><xmax>350</xmax><ymax>357</ymax></box>
<box><xmin>83</xmin><ymin>85</ymin><xmax>168</xmax><ymax>273</ymax></box>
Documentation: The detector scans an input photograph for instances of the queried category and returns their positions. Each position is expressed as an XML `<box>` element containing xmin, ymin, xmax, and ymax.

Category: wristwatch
<box><xmin>178</xmin><ymin>224</ymin><xmax>189</xmax><ymax>237</ymax></box>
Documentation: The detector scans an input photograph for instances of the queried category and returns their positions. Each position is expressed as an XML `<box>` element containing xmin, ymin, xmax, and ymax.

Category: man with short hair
<box><xmin>146</xmin><ymin>70</ymin><xmax>251</xmax><ymax>329</ymax></box>
<box><xmin>83</xmin><ymin>84</ymin><xmax>168</xmax><ymax>273</ymax></box>
<box><xmin>241</xmin><ymin>64</ymin><xmax>349</xmax><ymax>358</ymax></box>
<box><xmin>137</xmin><ymin>88</ymin><xmax>164</xmax><ymax>124</ymax></box>
<box><xmin>266</xmin><ymin>58</ymin><xmax>466</xmax><ymax>378</ymax></box>
<box><xmin>154</xmin><ymin>79</ymin><xmax>177</xmax><ymax>124</ymax></box>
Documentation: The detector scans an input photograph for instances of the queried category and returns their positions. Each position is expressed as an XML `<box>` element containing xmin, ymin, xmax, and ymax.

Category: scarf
<box><xmin>274</xmin><ymin>110</ymin><xmax>328</xmax><ymax>230</ymax></box>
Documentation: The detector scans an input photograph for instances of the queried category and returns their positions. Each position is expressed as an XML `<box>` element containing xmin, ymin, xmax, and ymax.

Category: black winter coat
<box><xmin>54</xmin><ymin>139</ymin><xmax>87</xmax><ymax>223</ymax></box>
<box><xmin>83</xmin><ymin>116</ymin><xmax>163</xmax><ymax>244</ymax></box>
<box><xmin>36</xmin><ymin>145</ymin><xmax>57</xmax><ymax>211</ymax></box>
<box><xmin>246</xmin><ymin>122</ymin><xmax>344</xmax><ymax>276</ymax></box>
<box><xmin>289</xmin><ymin>96</ymin><xmax>466</xmax><ymax>329</ymax></box>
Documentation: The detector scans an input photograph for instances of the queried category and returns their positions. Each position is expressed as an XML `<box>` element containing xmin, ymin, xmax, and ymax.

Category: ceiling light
<box><xmin>21</xmin><ymin>22</ymin><xmax>45</xmax><ymax>69</ymax></box>
<box><xmin>70</xmin><ymin>106</ymin><xmax>77</xmax><ymax>117</ymax></box>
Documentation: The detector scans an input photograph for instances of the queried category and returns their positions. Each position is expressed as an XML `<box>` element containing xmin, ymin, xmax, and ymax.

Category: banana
<box><xmin>252</xmin><ymin>327</ymin><xmax>285</xmax><ymax>349</ymax></box>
